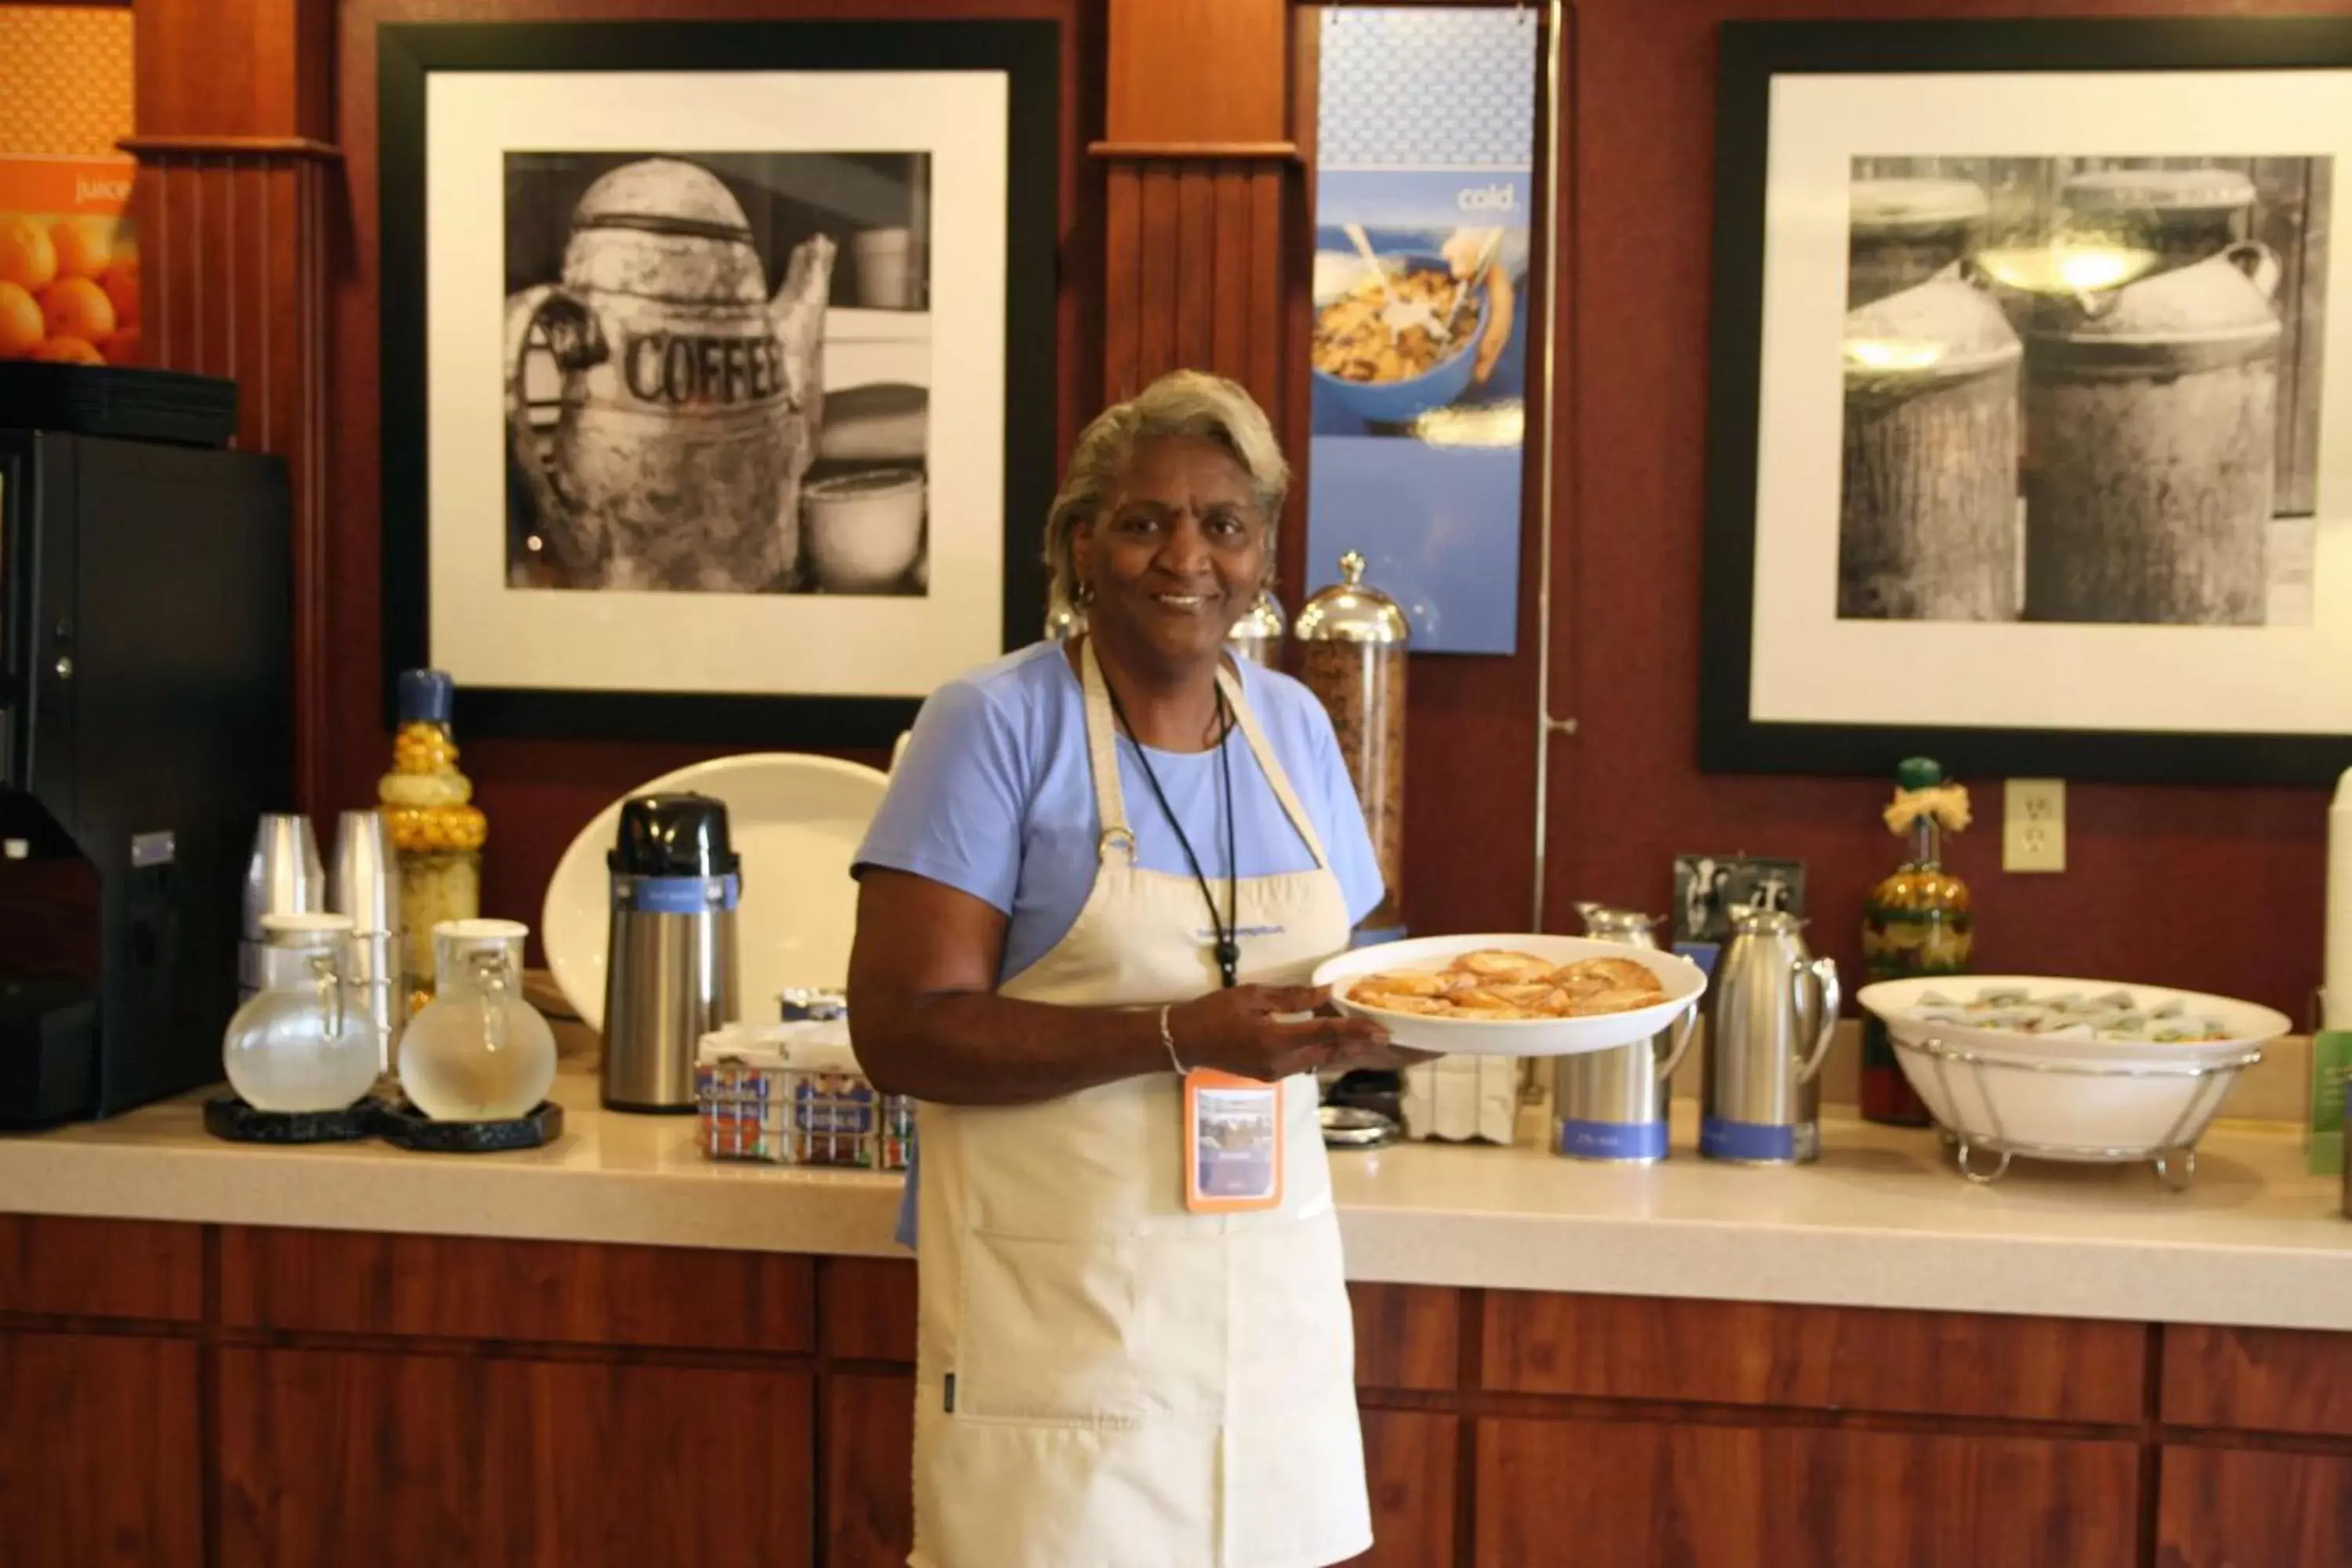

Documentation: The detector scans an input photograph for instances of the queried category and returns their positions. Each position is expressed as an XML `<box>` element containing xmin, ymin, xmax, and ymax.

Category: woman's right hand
<box><xmin>1166</xmin><ymin>985</ymin><xmax>1396</xmax><ymax>1081</ymax></box>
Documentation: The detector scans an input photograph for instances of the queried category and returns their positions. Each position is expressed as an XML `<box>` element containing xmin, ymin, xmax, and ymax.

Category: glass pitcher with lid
<box><xmin>222</xmin><ymin>912</ymin><xmax>379</xmax><ymax>1112</ymax></box>
<box><xmin>397</xmin><ymin>919</ymin><xmax>557</xmax><ymax>1122</ymax></box>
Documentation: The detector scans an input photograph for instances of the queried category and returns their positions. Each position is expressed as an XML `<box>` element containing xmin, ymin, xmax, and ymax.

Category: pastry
<box><xmin>1342</xmin><ymin>948</ymin><xmax>1667</xmax><ymax>1023</ymax></box>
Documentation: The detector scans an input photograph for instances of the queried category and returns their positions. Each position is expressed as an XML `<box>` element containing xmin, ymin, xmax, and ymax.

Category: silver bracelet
<box><xmin>1158</xmin><ymin>1004</ymin><xmax>1189</xmax><ymax>1074</ymax></box>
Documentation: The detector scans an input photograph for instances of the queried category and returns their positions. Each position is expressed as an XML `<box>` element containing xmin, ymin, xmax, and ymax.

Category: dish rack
<box><xmin>695</xmin><ymin>1022</ymin><xmax>913</xmax><ymax>1171</ymax></box>
<box><xmin>1893</xmin><ymin>1034</ymin><xmax>2262</xmax><ymax>1189</ymax></box>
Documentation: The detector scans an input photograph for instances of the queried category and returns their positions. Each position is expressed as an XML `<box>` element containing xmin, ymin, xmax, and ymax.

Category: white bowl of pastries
<box><xmin>1857</xmin><ymin>976</ymin><xmax>2288</xmax><ymax>1169</ymax></box>
<box><xmin>1313</xmin><ymin>934</ymin><xmax>1707</xmax><ymax>1058</ymax></box>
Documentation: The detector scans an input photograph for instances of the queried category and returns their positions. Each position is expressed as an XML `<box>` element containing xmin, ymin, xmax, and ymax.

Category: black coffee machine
<box><xmin>0</xmin><ymin>366</ymin><xmax>291</xmax><ymax>1124</ymax></box>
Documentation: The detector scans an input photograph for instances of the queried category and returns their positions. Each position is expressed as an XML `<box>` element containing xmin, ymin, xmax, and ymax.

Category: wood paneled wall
<box><xmin>129</xmin><ymin>0</ymin><xmax>1102</xmax><ymax>936</ymax></box>
<box><xmin>1548</xmin><ymin>0</ymin><xmax>2352</xmax><ymax>1021</ymax></box>
<box><xmin>122</xmin><ymin>0</ymin><xmax>2352</xmax><ymax>1012</ymax></box>
<box><xmin>1100</xmin><ymin>160</ymin><xmax>1286</xmax><ymax>412</ymax></box>
<box><xmin>125</xmin><ymin>0</ymin><xmax>339</xmax><ymax>811</ymax></box>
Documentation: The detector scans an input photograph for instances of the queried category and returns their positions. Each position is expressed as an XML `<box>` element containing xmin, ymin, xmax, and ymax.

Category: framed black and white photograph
<box><xmin>1672</xmin><ymin>854</ymin><xmax>1807</xmax><ymax>946</ymax></box>
<box><xmin>380</xmin><ymin>20</ymin><xmax>1057</xmax><ymax>744</ymax></box>
<box><xmin>1700</xmin><ymin>20</ymin><xmax>2352</xmax><ymax>785</ymax></box>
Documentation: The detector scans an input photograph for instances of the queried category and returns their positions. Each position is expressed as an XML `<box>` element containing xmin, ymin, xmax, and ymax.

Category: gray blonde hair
<box><xmin>1044</xmin><ymin>370</ymin><xmax>1289</xmax><ymax>611</ymax></box>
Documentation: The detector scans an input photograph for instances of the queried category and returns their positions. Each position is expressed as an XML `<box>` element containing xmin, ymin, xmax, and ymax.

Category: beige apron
<box><xmin>909</xmin><ymin>641</ymin><xmax>1371</xmax><ymax>1568</ymax></box>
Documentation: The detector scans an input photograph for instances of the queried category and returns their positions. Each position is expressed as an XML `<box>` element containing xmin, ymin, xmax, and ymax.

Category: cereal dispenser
<box><xmin>378</xmin><ymin>670</ymin><xmax>487</xmax><ymax>1010</ymax></box>
<box><xmin>1225</xmin><ymin>588</ymin><xmax>1287</xmax><ymax>670</ymax></box>
<box><xmin>1294</xmin><ymin>552</ymin><xmax>1407</xmax><ymax>934</ymax></box>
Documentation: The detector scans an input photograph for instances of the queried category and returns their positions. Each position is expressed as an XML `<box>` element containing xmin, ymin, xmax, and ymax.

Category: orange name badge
<box><xmin>1183</xmin><ymin>1069</ymin><xmax>1283</xmax><ymax>1214</ymax></box>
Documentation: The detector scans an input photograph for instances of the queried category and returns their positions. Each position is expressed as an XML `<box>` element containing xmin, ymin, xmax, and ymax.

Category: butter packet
<box><xmin>2308</xmin><ymin>1031</ymin><xmax>2352</xmax><ymax>1177</ymax></box>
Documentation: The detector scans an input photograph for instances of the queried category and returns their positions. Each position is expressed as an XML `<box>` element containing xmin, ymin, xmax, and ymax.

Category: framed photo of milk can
<box><xmin>1698</xmin><ymin>20</ymin><xmax>2352</xmax><ymax>786</ymax></box>
<box><xmin>378</xmin><ymin>20</ymin><xmax>1057</xmax><ymax>744</ymax></box>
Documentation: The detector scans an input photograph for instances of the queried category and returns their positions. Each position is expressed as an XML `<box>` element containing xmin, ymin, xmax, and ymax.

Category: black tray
<box><xmin>374</xmin><ymin>1099</ymin><xmax>564</xmax><ymax>1153</ymax></box>
<box><xmin>204</xmin><ymin>1095</ymin><xmax>385</xmax><ymax>1145</ymax></box>
<box><xmin>0</xmin><ymin>363</ymin><xmax>238</xmax><ymax>447</ymax></box>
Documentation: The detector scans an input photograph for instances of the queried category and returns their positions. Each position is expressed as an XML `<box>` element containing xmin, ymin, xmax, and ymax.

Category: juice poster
<box><xmin>0</xmin><ymin>154</ymin><xmax>138</xmax><ymax>366</ymax></box>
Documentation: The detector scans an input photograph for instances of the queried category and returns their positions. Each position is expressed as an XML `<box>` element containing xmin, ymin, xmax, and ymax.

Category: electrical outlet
<box><xmin>2003</xmin><ymin>779</ymin><xmax>2067</xmax><ymax>873</ymax></box>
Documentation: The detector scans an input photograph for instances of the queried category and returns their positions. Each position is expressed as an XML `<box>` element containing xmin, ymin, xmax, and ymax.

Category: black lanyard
<box><xmin>1103</xmin><ymin>675</ymin><xmax>1241</xmax><ymax>989</ymax></box>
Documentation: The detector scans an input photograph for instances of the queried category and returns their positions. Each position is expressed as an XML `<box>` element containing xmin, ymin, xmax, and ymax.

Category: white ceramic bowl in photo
<box><xmin>542</xmin><ymin>753</ymin><xmax>890</xmax><ymax>1034</ymax></box>
<box><xmin>1312</xmin><ymin>934</ymin><xmax>1706</xmax><ymax>1058</ymax></box>
<box><xmin>803</xmin><ymin>468</ymin><xmax>926</xmax><ymax>593</ymax></box>
<box><xmin>1858</xmin><ymin>975</ymin><xmax>2289</xmax><ymax>1068</ymax></box>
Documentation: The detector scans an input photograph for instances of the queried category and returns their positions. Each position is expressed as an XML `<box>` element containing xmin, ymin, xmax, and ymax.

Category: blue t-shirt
<box><xmin>853</xmin><ymin>641</ymin><xmax>1385</xmax><ymax>1245</ymax></box>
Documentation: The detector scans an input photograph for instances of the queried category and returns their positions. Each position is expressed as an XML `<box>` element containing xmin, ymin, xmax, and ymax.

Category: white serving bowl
<box><xmin>1859</xmin><ymin>975</ymin><xmax>2288</xmax><ymax>1067</ymax></box>
<box><xmin>1860</xmin><ymin>975</ymin><xmax>2285</xmax><ymax>1173</ymax></box>
<box><xmin>1888</xmin><ymin>1034</ymin><xmax>2262</xmax><ymax>1168</ymax></box>
<box><xmin>1312</xmin><ymin>934</ymin><xmax>1706</xmax><ymax>1058</ymax></box>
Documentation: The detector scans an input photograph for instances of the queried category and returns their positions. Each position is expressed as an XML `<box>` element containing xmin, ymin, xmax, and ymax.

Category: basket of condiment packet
<box><xmin>694</xmin><ymin>1020</ymin><xmax>913</xmax><ymax>1170</ymax></box>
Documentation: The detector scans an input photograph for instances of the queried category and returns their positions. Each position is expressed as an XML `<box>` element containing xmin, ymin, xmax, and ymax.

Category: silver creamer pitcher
<box><xmin>1700</xmin><ymin>906</ymin><xmax>1840</xmax><ymax>1165</ymax></box>
<box><xmin>1552</xmin><ymin>903</ymin><xmax>1697</xmax><ymax>1163</ymax></box>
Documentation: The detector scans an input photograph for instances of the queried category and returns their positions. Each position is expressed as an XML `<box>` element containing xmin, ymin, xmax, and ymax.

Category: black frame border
<box><xmin>379</xmin><ymin>19</ymin><xmax>1058</xmax><ymax>747</ymax></box>
<box><xmin>1700</xmin><ymin>17</ymin><xmax>2352</xmax><ymax>786</ymax></box>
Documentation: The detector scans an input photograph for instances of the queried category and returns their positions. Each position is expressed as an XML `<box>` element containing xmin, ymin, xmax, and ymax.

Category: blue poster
<box><xmin>1308</xmin><ymin>9</ymin><xmax>1537</xmax><ymax>655</ymax></box>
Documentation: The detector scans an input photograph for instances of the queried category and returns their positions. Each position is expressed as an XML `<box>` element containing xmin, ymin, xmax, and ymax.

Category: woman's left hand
<box><xmin>1309</xmin><ymin>1000</ymin><xmax>1439</xmax><ymax>1072</ymax></box>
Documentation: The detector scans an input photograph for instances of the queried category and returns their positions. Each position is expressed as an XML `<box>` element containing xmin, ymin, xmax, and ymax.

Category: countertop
<box><xmin>5</xmin><ymin>1069</ymin><xmax>2352</xmax><ymax>1332</ymax></box>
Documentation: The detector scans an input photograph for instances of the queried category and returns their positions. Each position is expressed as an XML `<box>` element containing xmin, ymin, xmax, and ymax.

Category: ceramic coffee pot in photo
<box><xmin>506</xmin><ymin>158</ymin><xmax>837</xmax><ymax>593</ymax></box>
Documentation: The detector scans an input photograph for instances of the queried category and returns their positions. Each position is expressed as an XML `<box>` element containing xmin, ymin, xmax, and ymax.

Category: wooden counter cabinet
<box><xmin>0</xmin><ymin>1216</ymin><xmax>204</xmax><ymax>1568</ymax></box>
<box><xmin>217</xmin><ymin>1348</ymin><xmax>816</xmax><ymax>1568</ymax></box>
<box><xmin>7</xmin><ymin>1217</ymin><xmax>2352</xmax><ymax>1565</ymax></box>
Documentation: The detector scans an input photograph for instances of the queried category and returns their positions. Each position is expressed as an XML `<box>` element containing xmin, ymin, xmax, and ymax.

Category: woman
<box><xmin>849</xmin><ymin>369</ymin><xmax>1425</xmax><ymax>1568</ymax></box>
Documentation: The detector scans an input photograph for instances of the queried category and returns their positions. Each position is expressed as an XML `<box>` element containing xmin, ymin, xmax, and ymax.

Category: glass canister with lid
<box><xmin>1294</xmin><ymin>551</ymin><xmax>1408</xmax><ymax>933</ymax></box>
<box><xmin>379</xmin><ymin>669</ymin><xmax>488</xmax><ymax>1009</ymax></box>
<box><xmin>222</xmin><ymin>912</ymin><xmax>379</xmax><ymax>1113</ymax></box>
<box><xmin>1225</xmin><ymin>587</ymin><xmax>1287</xmax><ymax>670</ymax></box>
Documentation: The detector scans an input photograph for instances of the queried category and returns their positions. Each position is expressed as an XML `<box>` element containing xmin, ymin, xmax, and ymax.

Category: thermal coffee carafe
<box><xmin>1552</xmin><ymin>904</ymin><xmax>1697</xmax><ymax>1163</ymax></box>
<box><xmin>1700</xmin><ymin>905</ymin><xmax>1840</xmax><ymax>1165</ymax></box>
<box><xmin>600</xmin><ymin>793</ymin><xmax>742</xmax><ymax>1112</ymax></box>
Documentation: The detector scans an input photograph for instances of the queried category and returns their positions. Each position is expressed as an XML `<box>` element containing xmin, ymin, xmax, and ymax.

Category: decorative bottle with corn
<box><xmin>378</xmin><ymin>670</ymin><xmax>487</xmax><ymax>1011</ymax></box>
<box><xmin>1860</xmin><ymin>757</ymin><xmax>1973</xmax><ymax>1127</ymax></box>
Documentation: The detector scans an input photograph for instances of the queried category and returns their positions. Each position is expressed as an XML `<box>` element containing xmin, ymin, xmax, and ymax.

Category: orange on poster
<box><xmin>0</xmin><ymin>155</ymin><xmax>138</xmax><ymax>367</ymax></box>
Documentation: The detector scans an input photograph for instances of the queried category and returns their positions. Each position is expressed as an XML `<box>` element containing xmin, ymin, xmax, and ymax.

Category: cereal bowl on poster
<box><xmin>376</xmin><ymin>20</ymin><xmax>1058</xmax><ymax>746</ymax></box>
<box><xmin>1310</xmin><ymin>248</ymin><xmax>1492</xmax><ymax>424</ymax></box>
